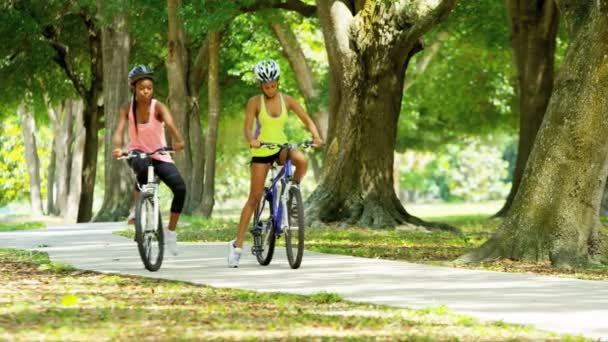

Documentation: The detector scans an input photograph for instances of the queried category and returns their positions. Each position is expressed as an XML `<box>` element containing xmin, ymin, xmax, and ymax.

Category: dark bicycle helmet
<box><xmin>254</xmin><ymin>59</ymin><xmax>280</xmax><ymax>83</ymax></box>
<box><xmin>128</xmin><ymin>65</ymin><xmax>155</xmax><ymax>86</ymax></box>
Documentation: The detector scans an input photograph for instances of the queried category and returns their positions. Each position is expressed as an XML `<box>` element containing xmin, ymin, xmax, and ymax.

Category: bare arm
<box><xmin>111</xmin><ymin>104</ymin><xmax>129</xmax><ymax>158</ymax></box>
<box><xmin>285</xmin><ymin>95</ymin><xmax>323</xmax><ymax>146</ymax></box>
<box><xmin>244</xmin><ymin>96</ymin><xmax>261</xmax><ymax>147</ymax></box>
<box><xmin>156</xmin><ymin>102</ymin><xmax>185</xmax><ymax>152</ymax></box>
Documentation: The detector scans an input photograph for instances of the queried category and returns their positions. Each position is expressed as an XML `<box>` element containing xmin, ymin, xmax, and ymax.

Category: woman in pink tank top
<box><xmin>111</xmin><ymin>65</ymin><xmax>186</xmax><ymax>256</ymax></box>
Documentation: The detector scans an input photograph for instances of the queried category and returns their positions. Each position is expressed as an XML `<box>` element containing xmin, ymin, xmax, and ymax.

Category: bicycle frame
<box><xmin>140</xmin><ymin>165</ymin><xmax>160</xmax><ymax>232</ymax></box>
<box><xmin>120</xmin><ymin>148</ymin><xmax>172</xmax><ymax>233</ymax></box>
<box><xmin>263</xmin><ymin>158</ymin><xmax>293</xmax><ymax>235</ymax></box>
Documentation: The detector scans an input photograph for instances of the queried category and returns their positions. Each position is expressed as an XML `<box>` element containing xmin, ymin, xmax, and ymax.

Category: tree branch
<box><xmin>241</xmin><ymin>0</ymin><xmax>317</xmax><ymax>17</ymax></box>
<box><xmin>540</xmin><ymin>0</ymin><xmax>559</xmax><ymax>38</ymax></box>
<box><xmin>403</xmin><ymin>31</ymin><xmax>448</xmax><ymax>92</ymax></box>
<box><xmin>402</xmin><ymin>0</ymin><xmax>457</xmax><ymax>50</ymax></box>
<box><xmin>41</xmin><ymin>25</ymin><xmax>87</xmax><ymax>98</ymax></box>
<box><xmin>329</xmin><ymin>1</ymin><xmax>355</xmax><ymax>57</ymax></box>
<box><xmin>189</xmin><ymin>36</ymin><xmax>210</xmax><ymax>94</ymax></box>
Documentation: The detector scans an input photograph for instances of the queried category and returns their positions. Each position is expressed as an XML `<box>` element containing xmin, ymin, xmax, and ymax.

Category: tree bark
<box><xmin>17</xmin><ymin>103</ymin><xmax>43</xmax><ymax>217</ymax></box>
<box><xmin>95</xmin><ymin>2</ymin><xmax>133</xmax><ymax>222</ymax></box>
<box><xmin>201</xmin><ymin>32</ymin><xmax>221</xmax><ymax>216</ymax></box>
<box><xmin>601</xmin><ymin>179</ymin><xmax>608</xmax><ymax>216</ymax></box>
<box><xmin>55</xmin><ymin>100</ymin><xmax>74</xmax><ymax>218</ymax></box>
<box><xmin>42</xmin><ymin>96</ymin><xmax>64</xmax><ymax>216</ymax></box>
<box><xmin>46</xmin><ymin>149</ymin><xmax>56</xmax><ymax>215</ymax></box>
<box><xmin>307</xmin><ymin>0</ymin><xmax>457</xmax><ymax>229</ymax></box>
<box><xmin>66</xmin><ymin>100</ymin><xmax>85</xmax><ymax>221</ymax></box>
<box><xmin>166</xmin><ymin>0</ymin><xmax>208</xmax><ymax>214</ymax></box>
<box><xmin>494</xmin><ymin>0</ymin><xmax>559</xmax><ymax>217</ymax></box>
<box><xmin>76</xmin><ymin>15</ymin><xmax>104</xmax><ymax>223</ymax></box>
<box><xmin>458</xmin><ymin>1</ymin><xmax>608</xmax><ymax>267</ymax></box>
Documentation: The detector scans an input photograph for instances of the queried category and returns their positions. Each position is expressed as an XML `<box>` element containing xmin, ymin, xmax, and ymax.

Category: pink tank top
<box><xmin>127</xmin><ymin>99</ymin><xmax>173</xmax><ymax>163</ymax></box>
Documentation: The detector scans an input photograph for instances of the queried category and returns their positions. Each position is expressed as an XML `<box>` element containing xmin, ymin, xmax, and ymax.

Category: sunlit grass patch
<box><xmin>0</xmin><ymin>249</ymin><xmax>579</xmax><ymax>341</ymax></box>
<box><xmin>0</xmin><ymin>221</ymin><xmax>44</xmax><ymax>232</ymax></box>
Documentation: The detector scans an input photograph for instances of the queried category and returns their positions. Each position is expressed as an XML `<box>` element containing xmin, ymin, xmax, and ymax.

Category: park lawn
<box><xmin>0</xmin><ymin>221</ymin><xmax>44</xmax><ymax>232</ymax></box>
<box><xmin>0</xmin><ymin>249</ymin><xmax>582</xmax><ymax>341</ymax></box>
<box><xmin>117</xmin><ymin>214</ymin><xmax>608</xmax><ymax>280</ymax></box>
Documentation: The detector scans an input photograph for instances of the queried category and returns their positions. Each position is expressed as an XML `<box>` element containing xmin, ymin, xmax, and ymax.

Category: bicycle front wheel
<box><xmin>252</xmin><ymin>194</ymin><xmax>275</xmax><ymax>266</ymax></box>
<box><xmin>285</xmin><ymin>186</ymin><xmax>305</xmax><ymax>269</ymax></box>
<box><xmin>135</xmin><ymin>194</ymin><xmax>164</xmax><ymax>271</ymax></box>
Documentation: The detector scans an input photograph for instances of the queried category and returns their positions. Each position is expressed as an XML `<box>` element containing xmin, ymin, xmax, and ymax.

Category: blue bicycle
<box><xmin>251</xmin><ymin>141</ymin><xmax>313</xmax><ymax>269</ymax></box>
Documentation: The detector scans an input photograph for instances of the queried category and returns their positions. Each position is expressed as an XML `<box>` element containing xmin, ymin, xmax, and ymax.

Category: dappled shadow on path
<box><xmin>0</xmin><ymin>222</ymin><xmax>607</xmax><ymax>339</ymax></box>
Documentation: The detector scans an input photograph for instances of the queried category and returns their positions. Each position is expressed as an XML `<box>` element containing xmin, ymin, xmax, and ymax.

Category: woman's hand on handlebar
<box><xmin>249</xmin><ymin>139</ymin><xmax>261</xmax><ymax>148</ymax></box>
<box><xmin>112</xmin><ymin>148</ymin><xmax>124</xmax><ymax>159</ymax></box>
<box><xmin>173</xmin><ymin>141</ymin><xmax>185</xmax><ymax>152</ymax></box>
<box><xmin>312</xmin><ymin>137</ymin><xmax>323</xmax><ymax>148</ymax></box>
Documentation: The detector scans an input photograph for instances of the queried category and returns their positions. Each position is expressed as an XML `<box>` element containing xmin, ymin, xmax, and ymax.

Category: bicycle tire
<box><xmin>253</xmin><ymin>195</ymin><xmax>275</xmax><ymax>266</ymax></box>
<box><xmin>285</xmin><ymin>186</ymin><xmax>305</xmax><ymax>269</ymax></box>
<box><xmin>135</xmin><ymin>193</ymin><xmax>164</xmax><ymax>271</ymax></box>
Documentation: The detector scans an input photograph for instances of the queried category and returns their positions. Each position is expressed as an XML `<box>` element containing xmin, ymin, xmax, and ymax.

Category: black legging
<box><xmin>130</xmin><ymin>159</ymin><xmax>186</xmax><ymax>214</ymax></box>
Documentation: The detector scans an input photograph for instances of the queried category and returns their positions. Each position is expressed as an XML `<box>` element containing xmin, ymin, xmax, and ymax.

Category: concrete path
<box><xmin>1</xmin><ymin>222</ymin><xmax>607</xmax><ymax>340</ymax></box>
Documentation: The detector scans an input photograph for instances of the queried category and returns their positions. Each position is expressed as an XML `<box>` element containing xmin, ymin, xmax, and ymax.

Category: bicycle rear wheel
<box><xmin>285</xmin><ymin>185</ymin><xmax>305</xmax><ymax>269</ymax></box>
<box><xmin>135</xmin><ymin>194</ymin><xmax>164</xmax><ymax>271</ymax></box>
<box><xmin>252</xmin><ymin>193</ymin><xmax>275</xmax><ymax>265</ymax></box>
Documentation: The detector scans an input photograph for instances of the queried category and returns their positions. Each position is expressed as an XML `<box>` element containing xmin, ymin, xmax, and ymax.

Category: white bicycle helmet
<box><xmin>254</xmin><ymin>59</ymin><xmax>280</xmax><ymax>83</ymax></box>
<box><xmin>128</xmin><ymin>65</ymin><xmax>155</xmax><ymax>86</ymax></box>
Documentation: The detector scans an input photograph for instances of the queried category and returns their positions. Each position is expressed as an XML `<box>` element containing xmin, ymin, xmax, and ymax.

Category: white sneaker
<box><xmin>164</xmin><ymin>227</ymin><xmax>178</xmax><ymax>256</ymax></box>
<box><xmin>228</xmin><ymin>239</ymin><xmax>242</xmax><ymax>268</ymax></box>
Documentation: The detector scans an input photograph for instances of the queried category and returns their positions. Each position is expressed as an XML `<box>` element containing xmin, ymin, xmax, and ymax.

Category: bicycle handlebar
<box><xmin>258</xmin><ymin>141</ymin><xmax>318</xmax><ymax>149</ymax></box>
<box><xmin>117</xmin><ymin>147</ymin><xmax>175</xmax><ymax>160</ymax></box>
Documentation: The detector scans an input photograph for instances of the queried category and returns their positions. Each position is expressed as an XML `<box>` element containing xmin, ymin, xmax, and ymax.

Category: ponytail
<box><xmin>132</xmin><ymin>93</ymin><xmax>138</xmax><ymax>135</ymax></box>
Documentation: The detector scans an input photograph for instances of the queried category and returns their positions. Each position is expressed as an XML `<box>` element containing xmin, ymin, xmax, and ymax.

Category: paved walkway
<box><xmin>1</xmin><ymin>222</ymin><xmax>607</xmax><ymax>340</ymax></box>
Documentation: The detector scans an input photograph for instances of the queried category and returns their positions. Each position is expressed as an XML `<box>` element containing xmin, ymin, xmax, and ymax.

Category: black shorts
<box><xmin>251</xmin><ymin>149</ymin><xmax>283</xmax><ymax>164</ymax></box>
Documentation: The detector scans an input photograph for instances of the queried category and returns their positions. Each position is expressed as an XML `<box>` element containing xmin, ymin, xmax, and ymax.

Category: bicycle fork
<box><xmin>275</xmin><ymin>181</ymin><xmax>290</xmax><ymax>235</ymax></box>
<box><xmin>147</xmin><ymin>165</ymin><xmax>159</xmax><ymax>233</ymax></box>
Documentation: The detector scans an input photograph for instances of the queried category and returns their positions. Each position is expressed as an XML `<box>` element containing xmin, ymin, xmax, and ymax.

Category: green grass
<box><xmin>0</xmin><ymin>248</ymin><xmax>584</xmax><ymax>341</ymax></box>
<box><xmin>0</xmin><ymin>221</ymin><xmax>45</xmax><ymax>232</ymax></box>
<box><xmin>115</xmin><ymin>212</ymin><xmax>608</xmax><ymax>280</ymax></box>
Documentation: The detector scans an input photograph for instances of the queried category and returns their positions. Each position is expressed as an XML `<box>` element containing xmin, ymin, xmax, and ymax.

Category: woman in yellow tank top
<box><xmin>228</xmin><ymin>59</ymin><xmax>323</xmax><ymax>267</ymax></box>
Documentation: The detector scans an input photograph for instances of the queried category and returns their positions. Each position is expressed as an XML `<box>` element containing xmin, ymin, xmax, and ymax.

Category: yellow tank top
<box><xmin>252</xmin><ymin>94</ymin><xmax>288</xmax><ymax>157</ymax></box>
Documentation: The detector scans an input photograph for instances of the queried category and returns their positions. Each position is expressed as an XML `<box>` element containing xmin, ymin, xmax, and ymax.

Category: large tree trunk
<box><xmin>42</xmin><ymin>11</ymin><xmax>104</xmax><ymax>222</ymax></box>
<box><xmin>185</xmin><ymin>37</ymin><xmax>211</xmax><ymax>214</ymax></box>
<box><xmin>495</xmin><ymin>0</ymin><xmax>559</xmax><ymax>217</ymax></box>
<box><xmin>308</xmin><ymin>0</ymin><xmax>457</xmax><ymax>229</ymax></box>
<box><xmin>42</xmin><ymin>97</ymin><xmax>65</xmax><ymax>216</ymax></box>
<box><xmin>55</xmin><ymin>100</ymin><xmax>75</xmax><ymax>218</ymax></box>
<box><xmin>201</xmin><ymin>32</ymin><xmax>221</xmax><ymax>216</ymax></box>
<box><xmin>95</xmin><ymin>3</ymin><xmax>133</xmax><ymax>222</ymax></box>
<box><xmin>76</xmin><ymin>17</ymin><xmax>104</xmax><ymax>223</ymax></box>
<box><xmin>67</xmin><ymin>100</ymin><xmax>86</xmax><ymax>221</ymax></box>
<box><xmin>46</xmin><ymin>149</ymin><xmax>56</xmax><ymax>215</ymax></box>
<box><xmin>166</xmin><ymin>0</ymin><xmax>208</xmax><ymax>214</ymax></box>
<box><xmin>17</xmin><ymin>103</ymin><xmax>43</xmax><ymax>217</ymax></box>
<box><xmin>458</xmin><ymin>1</ymin><xmax>608</xmax><ymax>267</ymax></box>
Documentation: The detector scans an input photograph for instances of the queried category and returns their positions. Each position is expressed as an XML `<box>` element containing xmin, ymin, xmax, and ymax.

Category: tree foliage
<box><xmin>398</xmin><ymin>1</ymin><xmax>515</xmax><ymax>151</ymax></box>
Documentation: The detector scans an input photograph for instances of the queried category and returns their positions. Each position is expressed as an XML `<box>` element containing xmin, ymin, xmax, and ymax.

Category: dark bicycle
<box><xmin>119</xmin><ymin>147</ymin><xmax>173</xmax><ymax>271</ymax></box>
<box><xmin>251</xmin><ymin>141</ymin><xmax>314</xmax><ymax>269</ymax></box>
